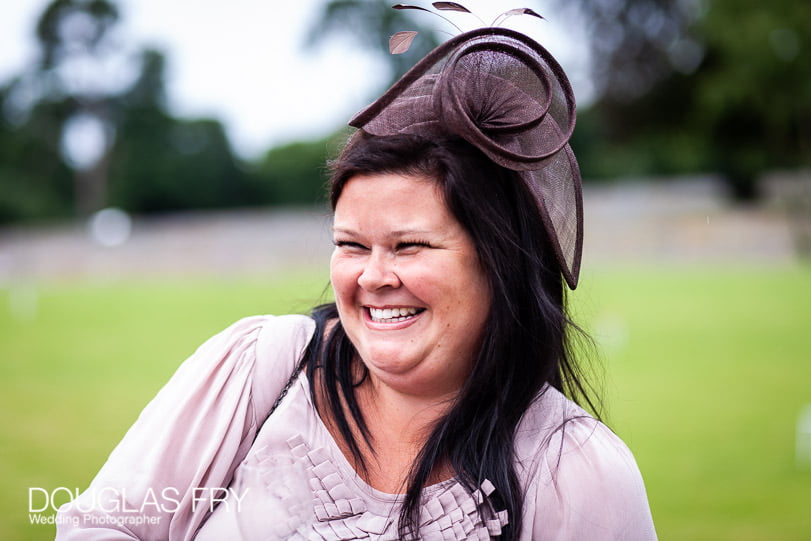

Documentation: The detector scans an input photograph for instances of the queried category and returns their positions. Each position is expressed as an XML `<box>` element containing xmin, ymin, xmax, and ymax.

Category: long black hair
<box><xmin>303</xmin><ymin>132</ymin><xmax>598</xmax><ymax>539</ymax></box>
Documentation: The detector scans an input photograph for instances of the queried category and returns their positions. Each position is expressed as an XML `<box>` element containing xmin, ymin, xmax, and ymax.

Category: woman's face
<box><xmin>330</xmin><ymin>173</ymin><xmax>492</xmax><ymax>399</ymax></box>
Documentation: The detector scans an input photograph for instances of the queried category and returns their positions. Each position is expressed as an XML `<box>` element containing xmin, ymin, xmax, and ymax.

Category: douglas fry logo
<box><xmin>28</xmin><ymin>486</ymin><xmax>249</xmax><ymax>526</ymax></box>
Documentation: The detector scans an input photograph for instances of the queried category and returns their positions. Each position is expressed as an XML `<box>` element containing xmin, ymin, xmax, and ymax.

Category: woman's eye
<box><xmin>397</xmin><ymin>241</ymin><xmax>431</xmax><ymax>252</ymax></box>
<box><xmin>334</xmin><ymin>240</ymin><xmax>367</xmax><ymax>250</ymax></box>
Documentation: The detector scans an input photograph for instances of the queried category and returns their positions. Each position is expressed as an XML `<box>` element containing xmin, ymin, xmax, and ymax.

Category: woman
<box><xmin>57</xmin><ymin>22</ymin><xmax>657</xmax><ymax>541</ymax></box>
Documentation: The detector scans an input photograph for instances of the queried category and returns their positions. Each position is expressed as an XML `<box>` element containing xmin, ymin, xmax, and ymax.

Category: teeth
<box><xmin>369</xmin><ymin>307</ymin><xmax>419</xmax><ymax>322</ymax></box>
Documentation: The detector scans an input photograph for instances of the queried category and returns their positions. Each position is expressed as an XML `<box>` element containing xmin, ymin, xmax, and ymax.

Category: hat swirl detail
<box><xmin>350</xmin><ymin>26</ymin><xmax>583</xmax><ymax>289</ymax></box>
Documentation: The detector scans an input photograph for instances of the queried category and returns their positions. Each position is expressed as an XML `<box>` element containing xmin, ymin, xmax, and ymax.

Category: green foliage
<box><xmin>1</xmin><ymin>266</ymin><xmax>810</xmax><ymax>539</ymax></box>
<box><xmin>566</xmin><ymin>0</ymin><xmax>811</xmax><ymax>197</ymax></box>
<box><xmin>250</xmin><ymin>137</ymin><xmax>337</xmax><ymax>206</ymax></box>
<box><xmin>6</xmin><ymin>0</ymin><xmax>809</xmax><ymax>223</ymax></box>
<box><xmin>108</xmin><ymin>109</ymin><xmax>252</xmax><ymax>213</ymax></box>
<box><xmin>104</xmin><ymin>48</ymin><xmax>258</xmax><ymax>213</ymax></box>
<box><xmin>0</xmin><ymin>86</ymin><xmax>74</xmax><ymax>223</ymax></box>
<box><xmin>0</xmin><ymin>2</ymin><xmax>271</xmax><ymax>222</ymax></box>
<box><xmin>690</xmin><ymin>1</ymin><xmax>810</xmax><ymax>196</ymax></box>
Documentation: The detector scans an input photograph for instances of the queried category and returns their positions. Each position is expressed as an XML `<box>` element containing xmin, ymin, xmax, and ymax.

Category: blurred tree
<box><xmin>0</xmin><ymin>84</ymin><xmax>74</xmax><ymax>223</ymax></box>
<box><xmin>551</xmin><ymin>0</ymin><xmax>699</xmax><ymax>103</ymax></box>
<box><xmin>107</xmin><ymin>49</ymin><xmax>253</xmax><ymax>213</ymax></box>
<box><xmin>692</xmin><ymin>1</ymin><xmax>809</xmax><ymax>198</ymax></box>
<box><xmin>1</xmin><ymin>0</ymin><xmax>125</xmax><ymax>218</ymax></box>
<box><xmin>1</xmin><ymin>0</ymin><xmax>259</xmax><ymax>221</ymax></box>
<box><xmin>32</xmin><ymin>0</ymin><xmax>120</xmax><ymax>214</ymax></box>
<box><xmin>558</xmin><ymin>0</ymin><xmax>811</xmax><ymax>199</ymax></box>
<box><xmin>250</xmin><ymin>137</ymin><xmax>342</xmax><ymax>206</ymax></box>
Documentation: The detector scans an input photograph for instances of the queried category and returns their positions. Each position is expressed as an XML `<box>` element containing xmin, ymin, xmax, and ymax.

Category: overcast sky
<box><xmin>0</xmin><ymin>0</ymin><xmax>590</xmax><ymax>159</ymax></box>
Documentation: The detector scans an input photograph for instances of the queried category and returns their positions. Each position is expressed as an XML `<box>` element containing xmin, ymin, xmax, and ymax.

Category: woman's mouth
<box><xmin>367</xmin><ymin>306</ymin><xmax>424</xmax><ymax>323</ymax></box>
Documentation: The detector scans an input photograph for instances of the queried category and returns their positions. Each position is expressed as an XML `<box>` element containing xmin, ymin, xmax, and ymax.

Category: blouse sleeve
<box><xmin>55</xmin><ymin>314</ymin><xmax>315</xmax><ymax>541</ymax></box>
<box><xmin>522</xmin><ymin>416</ymin><xmax>658</xmax><ymax>540</ymax></box>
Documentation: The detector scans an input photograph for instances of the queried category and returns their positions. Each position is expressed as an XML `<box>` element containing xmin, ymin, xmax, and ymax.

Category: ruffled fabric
<box><xmin>246</xmin><ymin>434</ymin><xmax>509</xmax><ymax>540</ymax></box>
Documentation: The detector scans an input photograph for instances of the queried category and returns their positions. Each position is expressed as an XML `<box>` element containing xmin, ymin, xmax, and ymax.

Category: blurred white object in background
<box><xmin>61</xmin><ymin>114</ymin><xmax>110</xmax><ymax>170</ymax></box>
<box><xmin>797</xmin><ymin>404</ymin><xmax>811</xmax><ymax>470</ymax></box>
<box><xmin>8</xmin><ymin>282</ymin><xmax>37</xmax><ymax>322</ymax></box>
<box><xmin>593</xmin><ymin>312</ymin><xmax>630</xmax><ymax>355</ymax></box>
<box><xmin>88</xmin><ymin>207</ymin><xmax>132</xmax><ymax>248</ymax></box>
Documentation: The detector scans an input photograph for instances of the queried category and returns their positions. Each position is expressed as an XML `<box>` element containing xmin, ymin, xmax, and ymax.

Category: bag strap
<box><xmin>254</xmin><ymin>316</ymin><xmax>317</xmax><ymax>441</ymax></box>
<box><xmin>267</xmin><ymin>359</ymin><xmax>305</xmax><ymax>417</ymax></box>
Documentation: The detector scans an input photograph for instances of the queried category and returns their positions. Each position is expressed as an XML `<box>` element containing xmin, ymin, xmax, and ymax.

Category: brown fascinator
<box><xmin>349</xmin><ymin>18</ymin><xmax>584</xmax><ymax>289</ymax></box>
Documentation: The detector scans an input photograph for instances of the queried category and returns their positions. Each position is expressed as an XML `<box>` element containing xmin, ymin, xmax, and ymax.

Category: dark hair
<box><xmin>304</xmin><ymin>132</ymin><xmax>598</xmax><ymax>539</ymax></box>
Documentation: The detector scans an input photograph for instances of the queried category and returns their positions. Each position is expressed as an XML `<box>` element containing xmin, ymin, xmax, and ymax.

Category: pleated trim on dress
<box><xmin>282</xmin><ymin>434</ymin><xmax>509</xmax><ymax>540</ymax></box>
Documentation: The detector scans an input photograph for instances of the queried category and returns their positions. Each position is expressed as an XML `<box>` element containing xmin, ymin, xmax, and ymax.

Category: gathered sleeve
<box><xmin>519</xmin><ymin>414</ymin><xmax>658</xmax><ymax>540</ymax></box>
<box><xmin>56</xmin><ymin>314</ymin><xmax>315</xmax><ymax>540</ymax></box>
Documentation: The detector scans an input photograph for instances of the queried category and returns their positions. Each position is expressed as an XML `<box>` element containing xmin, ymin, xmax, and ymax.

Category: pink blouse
<box><xmin>56</xmin><ymin>315</ymin><xmax>657</xmax><ymax>540</ymax></box>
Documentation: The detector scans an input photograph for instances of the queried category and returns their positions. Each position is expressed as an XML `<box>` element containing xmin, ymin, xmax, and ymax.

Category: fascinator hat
<box><xmin>349</xmin><ymin>7</ymin><xmax>584</xmax><ymax>289</ymax></box>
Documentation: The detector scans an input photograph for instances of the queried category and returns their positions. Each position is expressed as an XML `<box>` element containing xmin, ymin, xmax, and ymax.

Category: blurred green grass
<box><xmin>2</xmin><ymin>265</ymin><xmax>810</xmax><ymax>540</ymax></box>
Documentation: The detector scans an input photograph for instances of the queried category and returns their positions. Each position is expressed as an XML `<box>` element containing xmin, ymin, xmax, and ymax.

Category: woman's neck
<box><xmin>316</xmin><ymin>367</ymin><xmax>457</xmax><ymax>494</ymax></box>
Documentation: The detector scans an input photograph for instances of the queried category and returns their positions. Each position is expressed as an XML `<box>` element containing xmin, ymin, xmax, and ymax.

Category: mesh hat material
<box><xmin>349</xmin><ymin>27</ymin><xmax>583</xmax><ymax>289</ymax></box>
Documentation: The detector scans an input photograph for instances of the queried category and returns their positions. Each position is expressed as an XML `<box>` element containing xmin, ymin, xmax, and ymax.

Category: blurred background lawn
<box><xmin>1</xmin><ymin>265</ymin><xmax>810</xmax><ymax>540</ymax></box>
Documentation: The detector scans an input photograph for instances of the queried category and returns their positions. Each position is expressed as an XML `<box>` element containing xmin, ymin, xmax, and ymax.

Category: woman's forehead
<box><xmin>336</xmin><ymin>172</ymin><xmax>443</xmax><ymax>206</ymax></box>
<box><xmin>332</xmin><ymin>173</ymin><xmax>462</xmax><ymax>235</ymax></box>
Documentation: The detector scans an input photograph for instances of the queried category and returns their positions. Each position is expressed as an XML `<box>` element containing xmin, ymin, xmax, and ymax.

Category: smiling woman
<box><xmin>297</xmin><ymin>129</ymin><xmax>658</xmax><ymax>540</ymax></box>
<box><xmin>331</xmin><ymin>172</ymin><xmax>491</xmax><ymax>403</ymax></box>
<box><xmin>55</xmin><ymin>8</ymin><xmax>656</xmax><ymax>541</ymax></box>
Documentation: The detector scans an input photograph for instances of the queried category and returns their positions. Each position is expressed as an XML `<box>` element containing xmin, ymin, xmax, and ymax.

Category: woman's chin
<box><xmin>359</xmin><ymin>346</ymin><xmax>420</xmax><ymax>378</ymax></box>
<box><xmin>362</xmin><ymin>352</ymin><xmax>411</xmax><ymax>372</ymax></box>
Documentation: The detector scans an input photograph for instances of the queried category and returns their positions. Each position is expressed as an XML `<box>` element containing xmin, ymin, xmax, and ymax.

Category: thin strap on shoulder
<box><xmin>257</xmin><ymin>311</ymin><xmax>322</xmax><ymax>430</ymax></box>
<box><xmin>252</xmin><ymin>358</ymin><xmax>305</xmax><ymax>447</ymax></box>
<box><xmin>268</xmin><ymin>358</ymin><xmax>306</xmax><ymax>417</ymax></box>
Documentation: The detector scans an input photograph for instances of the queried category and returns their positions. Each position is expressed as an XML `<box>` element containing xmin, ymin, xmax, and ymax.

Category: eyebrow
<box><xmin>332</xmin><ymin>227</ymin><xmax>433</xmax><ymax>237</ymax></box>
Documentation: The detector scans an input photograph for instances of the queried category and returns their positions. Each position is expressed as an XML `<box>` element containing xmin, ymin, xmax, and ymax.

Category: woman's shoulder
<box><xmin>165</xmin><ymin>314</ymin><xmax>316</xmax><ymax>420</ymax></box>
<box><xmin>194</xmin><ymin>314</ymin><xmax>315</xmax><ymax>368</ymax></box>
<box><xmin>198</xmin><ymin>313</ymin><xmax>316</xmax><ymax>405</ymax></box>
<box><xmin>516</xmin><ymin>386</ymin><xmax>657</xmax><ymax>539</ymax></box>
<box><xmin>213</xmin><ymin>313</ymin><xmax>315</xmax><ymax>345</ymax></box>
<box><xmin>238</xmin><ymin>313</ymin><xmax>316</xmax><ymax>358</ymax></box>
<box><xmin>515</xmin><ymin>386</ymin><xmax>639</xmax><ymax>482</ymax></box>
<box><xmin>251</xmin><ymin>314</ymin><xmax>315</xmax><ymax>404</ymax></box>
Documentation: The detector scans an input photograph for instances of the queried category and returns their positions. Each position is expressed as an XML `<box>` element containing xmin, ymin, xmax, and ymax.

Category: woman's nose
<box><xmin>357</xmin><ymin>251</ymin><xmax>401</xmax><ymax>291</ymax></box>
